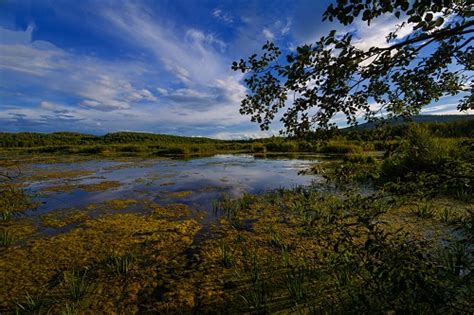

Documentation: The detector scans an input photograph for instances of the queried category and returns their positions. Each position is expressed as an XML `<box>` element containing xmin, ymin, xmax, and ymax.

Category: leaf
<box><xmin>434</xmin><ymin>17</ymin><xmax>444</xmax><ymax>27</ymax></box>
<box><xmin>408</xmin><ymin>15</ymin><xmax>421</xmax><ymax>23</ymax></box>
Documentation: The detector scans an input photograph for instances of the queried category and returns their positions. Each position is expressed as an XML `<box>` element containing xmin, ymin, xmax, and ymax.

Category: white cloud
<box><xmin>352</xmin><ymin>15</ymin><xmax>412</xmax><ymax>51</ymax></box>
<box><xmin>0</xmin><ymin>25</ymin><xmax>157</xmax><ymax>112</ymax></box>
<box><xmin>421</xmin><ymin>103</ymin><xmax>473</xmax><ymax>115</ymax></box>
<box><xmin>213</xmin><ymin>130</ymin><xmax>276</xmax><ymax>140</ymax></box>
<box><xmin>212</xmin><ymin>8</ymin><xmax>234</xmax><ymax>24</ymax></box>
<box><xmin>39</xmin><ymin>101</ymin><xmax>57</xmax><ymax>110</ymax></box>
<box><xmin>185</xmin><ymin>28</ymin><xmax>226</xmax><ymax>52</ymax></box>
<box><xmin>262</xmin><ymin>28</ymin><xmax>275</xmax><ymax>41</ymax></box>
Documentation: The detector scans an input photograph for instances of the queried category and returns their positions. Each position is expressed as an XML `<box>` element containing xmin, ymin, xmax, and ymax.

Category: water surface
<box><xmin>25</xmin><ymin>154</ymin><xmax>324</xmax><ymax>219</ymax></box>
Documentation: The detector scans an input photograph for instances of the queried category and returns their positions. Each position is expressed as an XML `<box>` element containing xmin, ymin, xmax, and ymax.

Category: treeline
<box><xmin>344</xmin><ymin>116</ymin><xmax>474</xmax><ymax>141</ymax></box>
<box><xmin>0</xmin><ymin>117</ymin><xmax>472</xmax><ymax>156</ymax></box>
<box><xmin>0</xmin><ymin>132</ymin><xmax>221</xmax><ymax>148</ymax></box>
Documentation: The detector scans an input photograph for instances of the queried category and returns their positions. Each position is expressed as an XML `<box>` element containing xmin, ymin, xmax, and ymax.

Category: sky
<box><xmin>0</xmin><ymin>0</ymin><xmax>470</xmax><ymax>139</ymax></box>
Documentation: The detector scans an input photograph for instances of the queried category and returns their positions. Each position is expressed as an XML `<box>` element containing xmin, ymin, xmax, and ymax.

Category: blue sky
<box><xmin>0</xmin><ymin>0</ymin><xmax>469</xmax><ymax>138</ymax></box>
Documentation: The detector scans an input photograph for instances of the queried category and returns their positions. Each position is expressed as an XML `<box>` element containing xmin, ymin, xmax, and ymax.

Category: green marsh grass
<box><xmin>0</xmin><ymin>229</ymin><xmax>13</xmax><ymax>247</ymax></box>
<box><xmin>217</xmin><ymin>242</ymin><xmax>234</xmax><ymax>268</ymax></box>
<box><xmin>15</xmin><ymin>292</ymin><xmax>48</xmax><ymax>314</ymax></box>
<box><xmin>413</xmin><ymin>201</ymin><xmax>436</xmax><ymax>219</ymax></box>
<box><xmin>61</xmin><ymin>269</ymin><xmax>93</xmax><ymax>302</ymax></box>
<box><xmin>106</xmin><ymin>251</ymin><xmax>136</xmax><ymax>275</ymax></box>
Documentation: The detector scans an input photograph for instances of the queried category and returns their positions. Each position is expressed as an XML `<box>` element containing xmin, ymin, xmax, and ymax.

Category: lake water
<box><xmin>23</xmin><ymin>154</ymin><xmax>325</xmax><ymax>221</ymax></box>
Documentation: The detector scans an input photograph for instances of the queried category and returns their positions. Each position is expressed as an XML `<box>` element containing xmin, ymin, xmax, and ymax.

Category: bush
<box><xmin>380</xmin><ymin>125</ymin><xmax>473</xmax><ymax>198</ymax></box>
<box><xmin>319</xmin><ymin>143</ymin><xmax>363</xmax><ymax>154</ymax></box>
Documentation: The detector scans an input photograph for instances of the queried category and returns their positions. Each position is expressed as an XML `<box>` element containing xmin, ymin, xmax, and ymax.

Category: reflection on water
<box><xmin>26</xmin><ymin>154</ymin><xmax>325</xmax><ymax>218</ymax></box>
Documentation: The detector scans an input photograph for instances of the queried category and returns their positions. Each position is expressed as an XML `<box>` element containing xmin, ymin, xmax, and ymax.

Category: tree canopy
<box><xmin>232</xmin><ymin>0</ymin><xmax>473</xmax><ymax>136</ymax></box>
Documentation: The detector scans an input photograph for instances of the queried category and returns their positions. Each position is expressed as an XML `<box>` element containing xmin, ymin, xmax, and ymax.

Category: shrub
<box><xmin>319</xmin><ymin>143</ymin><xmax>363</xmax><ymax>154</ymax></box>
<box><xmin>380</xmin><ymin>125</ymin><xmax>473</xmax><ymax>198</ymax></box>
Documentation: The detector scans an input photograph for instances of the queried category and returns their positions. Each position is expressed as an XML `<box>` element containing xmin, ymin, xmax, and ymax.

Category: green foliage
<box><xmin>217</xmin><ymin>242</ymin><xmax>234</xmax><ymax>268</ymax></box>
<box><xmin>319</xmin><ymin>143</ymin><xmax>363</xmax><ymax>154</ymax></box>
<box><xmin>15</xmin><ymin>292</ymin><xmax>48</xmax><ymax>314</ymax></box>
<box><xmin>106</xmin><ymin>251</ymin><xmax>136</xmax><ymax>275</ymax></box>
<box><xmin>0</xmin><ymin>229</ymin><xmax>13</xmax><ymax>247</ymax></box>
<box><xmin>61</xmin><ymin>269</ymin><xmax>93</xmax><ymax>302</ymax></box>
<box><xmin>233</xmin><ymin>0</ymin><xmax>472</xmax><ymax>135</ymax></box>
<box><xmin>380</xmin><ymin>125</ymin><xmax>473</xmax><ymax>198</ymax></box>
<box><xmin>217</xmin><ymin>187</ymin><xmax>473</xmax><ymax>313</ymax></box>
<box><xmin>0</xmin><ymin>185</ymin><xmax>36</xmax><ymax>219</ymax></box>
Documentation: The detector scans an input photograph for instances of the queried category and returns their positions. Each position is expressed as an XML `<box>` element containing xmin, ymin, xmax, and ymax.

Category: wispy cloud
<box><xmin>212</xmin><ymin>8</ymin><xmax>234</xmax><ymax>24</ymax></box>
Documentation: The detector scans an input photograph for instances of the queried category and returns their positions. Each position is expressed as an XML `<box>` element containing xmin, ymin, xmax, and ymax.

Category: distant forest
<box><xmin>0</xmin><ymin>115</ymin><xmax>472</xmax><ymax>156</ymax></box>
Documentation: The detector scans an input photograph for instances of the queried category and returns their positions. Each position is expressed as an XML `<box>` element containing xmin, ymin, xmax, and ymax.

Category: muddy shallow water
<box><xmin>24</xmin><ymin>154</ymin><xmax>325</xmax><ymax>220</ymax></box>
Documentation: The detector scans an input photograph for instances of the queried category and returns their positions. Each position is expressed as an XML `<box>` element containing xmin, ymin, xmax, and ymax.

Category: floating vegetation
<box><xmin>26</xmin><ymin>170</ymin><xmax>94</xmax><ymax>182</ymax></box>
<box><xmin>104</xmin><ymin>199</ymin><xmax>138</xmax><ymax>210</ymax></box>
<box><xmin>41</xmin><ymin>180</ymin><xmax>122</xmax><ymax>193</ymax></box>
<box><xmin>40</xmin><ymin>209</ymin><xmax>90</xmax><ymax>228</ymax></box>
<box><xmin>163</xmin><ymin>190</ymin><xmax>193</xmax><ymax>199</ymax></box>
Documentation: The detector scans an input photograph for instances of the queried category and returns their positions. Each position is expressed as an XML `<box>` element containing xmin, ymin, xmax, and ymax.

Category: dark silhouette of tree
<box><xmin>232</xmin><ymin>0</ymin><xmax>473</xmax><ymax>136</ymax></box>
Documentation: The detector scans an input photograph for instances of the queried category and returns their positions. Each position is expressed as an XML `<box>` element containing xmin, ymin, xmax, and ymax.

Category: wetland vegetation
<box><xmin>1</xmin><ymin>0</ymin><xmax>473</xmax><ymax>312</ymax></box>
<box><xmin>0</xmin><ymin>119</ymin><xmax>473</xmax><ymax>313</ymax></box>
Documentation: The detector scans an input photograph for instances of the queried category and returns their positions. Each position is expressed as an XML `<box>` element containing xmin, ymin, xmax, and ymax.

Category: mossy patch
<box><xmin>163</xmin><ymin>190</ymin><xmax>194</xmax><ymax>199</ymax></box>
<box><xmin>41</xmin><ymin>180</ymin><xmax>122</xmax><ymax>193</ymax></box>
<box><xmin>151</xmin><ymin>203</ymin><xmax>192</xmax><ymax>219</ymax></box>
<box><xmin>27</xmin><ymin>170</ymin><xmax>94</xmax><ymax>181</ymax></box>
<box><xmin>1</xmin><ymin>218</ymin><xmax>37</xmax><ymax>243</ymax></box>
<box><xmin>0</xmin><ymin>213</ymin><xmax>201</xmax><ymax>313</ymax></box>
<box><xmin>104</xmin><ymin>199</ymin><xmax>138</xmax><ymax>210</ymax></box>
<box><xmin>40</xmin><ymin>209</ymin><xmax>90</xmax><ymax>228</ymax></box>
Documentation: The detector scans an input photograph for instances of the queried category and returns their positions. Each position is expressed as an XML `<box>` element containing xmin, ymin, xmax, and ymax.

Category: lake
<box><xmin>22</xmin><ymin>154</ymin><xmax>325</xmax><ymax>223</ymax></box>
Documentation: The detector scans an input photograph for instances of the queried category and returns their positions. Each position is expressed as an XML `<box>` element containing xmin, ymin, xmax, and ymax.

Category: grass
<box><xmin>61</xmin><ymin>269</ymin><xmax>93</xmax><ymax>302</ymax></box>
<box><xmin>15</xmin><ymin>292</ymin><xmax>48</xmax><ymax>314</ymax></box>
<box><xmin>0</xmin><ymin>229</ymin><xmax>13</xmax><ymax>247</ymax></box>
<box><xmin>0</xmin><ymin>128</ymin><xmax>472</xmax><ymax>312</ymax></box>
<box><xmin>285</xmin><ymin>266</ymin><xmax>306</xmax><ymax>304</ymax></box>
<box><xmin>412</xmin><ymin>201</ymin><xmax>436</xmax><ymax>219</ymax></box>
<box><xmin>106</xmin><ymin>251</ymin><xmax>136</xmax><ymax>275</ymax></box>
<box><xmin>217</xmin><ymin>242</ymin><xmax>234</xmax><ymax>268</ymax></box>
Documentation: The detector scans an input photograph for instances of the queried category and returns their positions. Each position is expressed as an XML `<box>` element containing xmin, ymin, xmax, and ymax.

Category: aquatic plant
<box><xmin>412</xmin><ymin>201</ymin><xmax>436</xmax><ymax>219</ymax></box>
<box><xmin>285</xmin><ymin>266</ymin><xmax>306</xmax><ymax>304</ymax></box>
<box><xmin>0</xmin><ymin>229</ymin><xmax>13</xmax><ymax>247</ymax></box>
<box><xmin>61</xmin><ymin>269</ymin><xmax>94</xmax><ymax>302</ymax></box>
<box><xmin>217</xmin><ymin>242</ymin><xmax>234</xmax><ymax>268</ymax></box>
<box><xmin>15</xmin><ymin>291</ymin><xmax>48</xmax><ymax>314</ymax></box>
<box><xmin>106</xmin><ymin>251</ymin><xmax>136</xmax><ymax>275</ymax></box>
